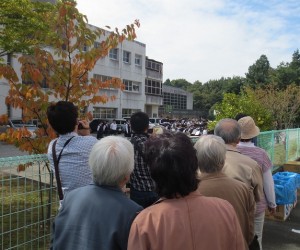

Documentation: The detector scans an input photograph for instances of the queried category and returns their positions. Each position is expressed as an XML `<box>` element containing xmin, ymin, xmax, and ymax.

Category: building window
<box><xmin>93</xmin><ymin>74</ymin><xmax>112</xmax><ymax>82</ymax></box>
<box><xmin>109</xmin><ymin>48</ymin><xmax>119</xmax><ymax>60</ymax></box>
<box><xmin>94</xmin><ymin>42</ymin><xmax>100</xmax><ymax>48</ymax></box>
<box><xmin>123</xmin><ymin>51</ymin><xmax>131</xmax><ymax>64</ymax></box>
<box><xmin>7</xmin><ymin>104</ymin><xmax>11</xmax><ymax>117</ymax></box>
<box><xmin>135</xmin><ymin>54</ymin><xmax>142</xmax><ymax>66</ymax></box>
<box><xmin>145</xmin><ymin>79</ymin><xmax>162</xmax><ymax>96</ymax></box>
<box><xmin>93</xmin><ymin>74</ymin><xmax>117</xmax><ymax>90</ymax></box>
<box><xmin>163</xmin><ymin>92</ymin><xmax>187</xmax><ymax>110</ymax></box>
<box><xmin>7</xmin><ymin>53</ymin><xmax>12</xmax><ymax>65</ymax></box>
<box><xmin>146</xmin><ymin>60</ymin><xmax>162</xmax><ymax>72</ymax></box>
<box><xmin>122</xmin><ymin>109</ymin><xmax>141</xmax><ymax>118</ymax></box>
<box><xmin>93</xmin><ymin>107</ymin><xmax>116</xmax><ymax>119</ymax></box>
<box><xmin>123</xmin><ymin>79</ymin><xmax>140</xmax><ymax>92</ymax></box>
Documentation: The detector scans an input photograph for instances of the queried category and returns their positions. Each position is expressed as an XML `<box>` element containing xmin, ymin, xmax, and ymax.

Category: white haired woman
<box><xmin>51</xmin><ymin>136</ymin><xmax>143</xmax><ymax>250</ymax></box>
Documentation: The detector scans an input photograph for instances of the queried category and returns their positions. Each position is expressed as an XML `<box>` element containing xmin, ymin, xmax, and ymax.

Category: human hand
<box><xmin>268</xmin><ymin>206</ymin><xmax>276</xmax><ymax>214</ymax></box>
<box><xmin>77</xmin><ymin>120</ymin><xmax>90</xmax><ymax>136</ymax></box>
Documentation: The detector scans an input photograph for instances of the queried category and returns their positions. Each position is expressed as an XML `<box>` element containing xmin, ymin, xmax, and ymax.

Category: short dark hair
<box><xmin>145</xmin><ymin>131</ymin><xmax>199</xmax><ymax>199</ymax></box>
<box><xmin>47</xmin><ymin>101</ymin><xmax>78</xmax><ymax>135</ymax></box>
<box><xmin>130</xmin><ymin>112</ymin><xmax>149</xmax><ymax>133</ymax></box>
<box><xmin>235</xmin><ymin>113</ymin><xmax>248</xmax><ymax>121</ymax></box>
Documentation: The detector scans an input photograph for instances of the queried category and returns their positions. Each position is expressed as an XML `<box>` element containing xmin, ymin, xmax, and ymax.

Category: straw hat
<box><xmin>238</xmin><ymin>116</ymin><xmax>260</xmax><ymax>139</ymax></box>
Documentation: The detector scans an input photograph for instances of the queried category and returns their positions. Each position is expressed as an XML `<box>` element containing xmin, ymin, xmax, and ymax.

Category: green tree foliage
<box><xmin>163</xmin><ymin>78</ymin><xmax>192</xmax><ymax>90</ymax></box>
<box><xmin>246</xmin><ymin>55</ymin><xmax>272</xmax><ymax>87</ymax></box>
<box><xmin>0</xmin><ymin>0</ymin><xmax>54</xmax><ymax>58</ymax></box>
<box><xmin>164</xmin><ymin>78</ymin><xmax>171</xmax><ymax>85</ymax></box>
<box><xmin>272</xmin><ymin>50</ymin><xmax>300</xmax><ymax>89</ymax></box>
<box><xmin>291</xmin><ymin>49</ymin><xmax>300</xmax><ymax>69</ymax></box>
<box><xmin>209</xmin><ymin>91</ymin><xmax>273</xmax><ymax>131</ymax></box>
<box><xmin>246</xmin><ymin>84</ymin><xmax>300</xmax><ymax>129</ymax></box>
<box><xmin>222</xmin><ymin>76</ymin><xmax>245</xmax><ymax>94</ymax></box>
<box><xmin>273</xmin><ymin>62</ymin><xmax>297</xmax><ymax>89</ymax></box>
<box><xmin>188</xmin><ymin>77</ymin><xmax>245</xmax><ymax>118</ymax></box>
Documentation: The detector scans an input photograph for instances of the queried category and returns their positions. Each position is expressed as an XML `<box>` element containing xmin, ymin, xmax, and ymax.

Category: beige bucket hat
<box><xmin>238</xmin><ymin>116</ymin><xmax>260</xmax><ymax>139</ymax></box>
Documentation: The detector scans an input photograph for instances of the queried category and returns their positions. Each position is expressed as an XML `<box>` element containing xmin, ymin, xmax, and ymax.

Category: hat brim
<box><xmin>241</xmin><ymin>126</ymin><xmax>260</xmax><ymax>139</ymax></box>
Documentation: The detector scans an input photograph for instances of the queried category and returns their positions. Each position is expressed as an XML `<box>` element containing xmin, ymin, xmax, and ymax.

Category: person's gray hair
<box><xmin>194</xmin><ymin>135</ymin><xmax>226</xmax><ymax>173</ymax></box>
<box><xmin>214</xmin><ymin>118</ymin><xmax>241</xmax><ymax>144</ymax></box>
<box><xmin>89</xmin><ymin>136</ymin><xmax>134</xmax><ymax>186</ymax></box>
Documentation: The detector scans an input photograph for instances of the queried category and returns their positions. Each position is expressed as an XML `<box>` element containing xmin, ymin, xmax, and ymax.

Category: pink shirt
<box><xmin>237</xmin><ymin>142</ymin><xmax>276</xmax><ymax>214</ymax></box>
<box><xmin>128</xmin><ymin>191</ymin><xmax>247</xmax><ymax>250</ymax></box>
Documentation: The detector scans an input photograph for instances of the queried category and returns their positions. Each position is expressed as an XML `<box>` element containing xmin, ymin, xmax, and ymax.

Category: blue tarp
<box><xmin>273</xmin><ymin>172</ymin><xmax>299</xmax><ymax>205</ymax></box>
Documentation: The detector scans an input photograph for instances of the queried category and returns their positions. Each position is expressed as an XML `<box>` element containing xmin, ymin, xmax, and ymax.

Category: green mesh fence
<box><xmin>190</xmin><ymin>129</ymin><xmax>300</xmax><ymax>169</ymax></box>
<box><xmin>0</xmin><ymin>155</ymin><xmax>59</xmax><ymax>250</ymax></box>
<box><xmin>191</xmin><ymin>129</ymin><xmax>300</xmax><ymax>168</ymax></box>
<box><xmin>257</xmin><ymin>129</ymin><xmax>300</xmax><ymax>167</ymax></box>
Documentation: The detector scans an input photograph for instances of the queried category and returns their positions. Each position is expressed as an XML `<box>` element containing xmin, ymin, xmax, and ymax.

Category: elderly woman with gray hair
<box><xmin>195</xmin><ymin>135</ymin><xmax>256</xmax><ymax>249</ymax></box>
<box><xmin>51</xmin><ymin>136</ymin><xmax>143</xmax><ymax>250</ymax></box>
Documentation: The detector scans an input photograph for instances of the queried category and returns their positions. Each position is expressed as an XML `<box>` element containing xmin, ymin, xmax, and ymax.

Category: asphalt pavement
<box><xmin>0</xmin><ymin>141</ymin><xmax>28</xmax><ymax>158</ymax></box>
<box><xmin>263</xmin><ymin>192</ymin><xmax>300</xmax><ymax>249</ymax></box>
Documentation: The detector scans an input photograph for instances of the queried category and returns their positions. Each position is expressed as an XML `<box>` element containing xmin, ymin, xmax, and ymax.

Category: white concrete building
<box><xmin>90</xmin><ymin>39</ymin><xmax>148</xmax><ymax>120</ymax></box>
<box><xmin>0</xmin><ymin>53</ymin><xmax>23</xmax><ymax>119</ymax></box>
<box><xmin>0</xmin><ymin>31</ymin><xmax>163</xmax><ymax>120</ymax></box>
<box><xmin>145</xmin><ymin>57</ymin><xmax>163</xmax><ymax>118</ymax></box>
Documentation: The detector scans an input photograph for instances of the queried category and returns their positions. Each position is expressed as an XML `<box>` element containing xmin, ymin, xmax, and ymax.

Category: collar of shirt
<box><xmin>199</xmin><ymin>172</ymin><xmax>227</xmax><ymax>180</ymax></box>
<box><xmin>238</xmin><ymin>141</ymin><xmax>255</xmax><ymax>147</ymax></box>
<box><xmin>225</xmin><ymin>144</ymin><xmax>240</xmax><ymax>153</ymax></box>
<box><xmin>96</xmin><ymin>184</ymin><xmax>123</xmax><ymax>193</ymax></box>
<box><xmin>59</xmin><ymin>132</ymin><xmax>78</xmax><ymax>138</ymax></box>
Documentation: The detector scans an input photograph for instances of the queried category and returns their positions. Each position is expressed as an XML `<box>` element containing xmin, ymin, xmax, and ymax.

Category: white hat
<box><xmin>238</xmin><ymin>116</ymin><xmax>260</xmax><ymax>139</ymax></box>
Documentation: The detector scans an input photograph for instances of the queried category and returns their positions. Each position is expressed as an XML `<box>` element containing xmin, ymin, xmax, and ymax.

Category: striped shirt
<box><xmin>130</xmin><ymin>133</ymin><xmax>155</xmax><ymax>191</ymax></box>
<box><xmin>47</xmin><ymin>132</ymin><xmax>98</xmax><ymax>196</ymax></box>
<box><xmin>237</xmin><ymin>142</ymin><xmax>276</xmax><ymax>214</ymax></box>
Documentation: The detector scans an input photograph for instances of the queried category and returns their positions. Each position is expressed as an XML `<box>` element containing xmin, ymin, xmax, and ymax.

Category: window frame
<box><xmin>145</xmin><ymin>79</ymin><xmax>162</xmax><ymax>96</ymax></box>
<box><xmin>123</xmin><ymin>50</ymin><xmax>131</xmax><ymax>64</ymax></box>
<box><xmin>135</xmin><ymin>54</ymin><xmax>142</xmax><ymax>66</ymax></box>
<box><xmin>123</xmin><ymin>79</ymin><xmax>140</xmax><ymax>93</ymax></box>
<box><xmin>93</xmin><ymin>107</ymin><xmax>117</xmax><ymax>119</ymax></box>
<box><xmin>109</xmin><ymin>48</ymin><xmax>119</xmax><ymax>60</ymax></box>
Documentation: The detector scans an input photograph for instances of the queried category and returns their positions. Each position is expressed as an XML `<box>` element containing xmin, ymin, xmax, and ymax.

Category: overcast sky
<box><xmin>76</xmin><ymin>0</ymin><xmax>300</xmax><ymax>83</ymax></box>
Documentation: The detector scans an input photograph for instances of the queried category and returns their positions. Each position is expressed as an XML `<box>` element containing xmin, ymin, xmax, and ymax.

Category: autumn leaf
<box><xmin>0</xmin><ymin>0</ymin><xmax>140</xmax><ymax>154</ymax></box>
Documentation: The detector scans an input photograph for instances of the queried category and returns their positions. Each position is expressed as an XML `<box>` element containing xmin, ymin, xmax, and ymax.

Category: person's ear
<box><xmin>120</xmin><ymin>175</ymin><xmax>130</xmax><ymax>188</ymax></box>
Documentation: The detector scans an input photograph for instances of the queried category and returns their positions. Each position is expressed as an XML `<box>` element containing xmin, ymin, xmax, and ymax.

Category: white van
<box><xmin>149</xmin><ymin>118</ymin><xmax>161</xmax><ymax>125</ymax></box>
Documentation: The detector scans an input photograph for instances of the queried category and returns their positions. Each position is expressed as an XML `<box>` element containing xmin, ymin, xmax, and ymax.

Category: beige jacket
<box><xmin>128</xmin><ymin>191</ymin><xmax>247</xmax><ymax>250</ymax></box>
<box><xmin>198</xmin><ymin>172</ymin><xmax>255</xmax><ymax>245</ymax></box>
<box><xmin>223</xmin><ymin>145</ymin><xmax>264</xmax><ymax>202</ymax></box>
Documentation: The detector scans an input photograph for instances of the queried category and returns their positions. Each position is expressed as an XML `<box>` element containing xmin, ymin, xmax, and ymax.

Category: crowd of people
<box><xmin>47</xmin><ymin>101</ymin><xmax>276</xmax><ymax>250</ymax></box>
<box><xmin>94</xmin><ymin>117</ymin><xmax>209</xmax><ymax>139</ymax></box>
<box><xmin>156</xmin><ymin>117</ymin><xmax>209</xmax><ymax>136</ymax></box>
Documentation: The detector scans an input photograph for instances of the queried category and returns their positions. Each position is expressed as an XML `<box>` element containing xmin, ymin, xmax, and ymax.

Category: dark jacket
<box><xmin>51</xmin><ymin>184</ymin><xmax>143</xmax><ymax>250</ymax></box>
